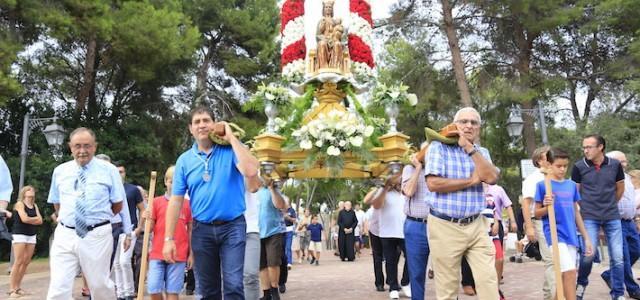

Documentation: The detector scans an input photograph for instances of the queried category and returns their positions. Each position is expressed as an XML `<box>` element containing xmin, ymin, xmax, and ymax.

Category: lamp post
<box><xmin>506</xmin><ymin>104</ymin><xmax>549</xmax><ymax>145</ymax></box>
<box><xmin>18</xmin><ymin>113</ymin><xmax>66</xmax><ymax>190</ymax></box>
<box><xmin>9</xmin><ymin>114</ymin><xmax>64</xmax><ymax>273</ymax></box>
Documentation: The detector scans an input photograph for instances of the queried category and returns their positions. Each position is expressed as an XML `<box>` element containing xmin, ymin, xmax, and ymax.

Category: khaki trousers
<box><xmin>534</xmin><ymin>219</ymin><xmax>556</xmax><ymax>300</ymax></box>
<box><xmin>428</xmin><ymin>214</ymin><xmax>499</xmax><ymax>300</ymax></box>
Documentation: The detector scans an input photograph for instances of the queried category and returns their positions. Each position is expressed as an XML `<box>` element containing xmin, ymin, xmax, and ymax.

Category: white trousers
<box><xmin>113</xmin><ymin>233</ymin><xmax>136</xmax><ymax>298</ymax></box>
<box><xmin>47</xmin><ymin>224</ymin><xmax>115</xmax><ymax>300</ymax></box>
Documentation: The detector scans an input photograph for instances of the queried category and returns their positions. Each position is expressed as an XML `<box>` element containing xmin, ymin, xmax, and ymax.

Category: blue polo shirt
<box><xmin>258</xmin><ymin>187</ymin><xmax>284</xmax><ymax>239</ymax></box>
<box><xmin>172</xmin><ymin>143</ymin><xmax>245</xmax><ymax>223</ymax></box>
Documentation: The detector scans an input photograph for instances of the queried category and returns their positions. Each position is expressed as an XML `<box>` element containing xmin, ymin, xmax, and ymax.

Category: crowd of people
<box><xmin>0</xmin><ymin>105</ymin><xmax>639</xmax><ymax>300</ymax></box>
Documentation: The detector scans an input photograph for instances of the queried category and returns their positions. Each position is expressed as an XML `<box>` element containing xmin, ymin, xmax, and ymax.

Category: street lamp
<box><xmin>506</xmin><ymin>104</ymin><xmax>549</xmax><ymax>145</ymax></box>
<box><xmin>19</xmin><ymin>114</ymin><xmax>66</xmax><ymax>190</ymax></box>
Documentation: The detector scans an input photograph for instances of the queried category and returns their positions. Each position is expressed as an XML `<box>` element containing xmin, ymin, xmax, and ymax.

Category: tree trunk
<box><xmin>514</xmin><ymin>20</ymin><xmax>539</xmax><ymax>156</ymax></box>
<box><xmin>441</xmin><ymin>0</ymin><xmax>473</xmax><ymax>107</ymax></box>
<box><xmin>76</xmin><ymin>33</ymin><xmax>98</xmax><ymax>116</ymax></box>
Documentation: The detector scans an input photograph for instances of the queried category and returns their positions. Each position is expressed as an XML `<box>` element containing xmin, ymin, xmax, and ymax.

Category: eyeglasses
<box><xmin>455</xmin><ymin>119</ymin><xmax>480</xmax><ymax>126</ymax></box>
<box><xmin>71</xmin><ymin>144</ymin><xmax>95</xmax><ymax>150</ymax></box>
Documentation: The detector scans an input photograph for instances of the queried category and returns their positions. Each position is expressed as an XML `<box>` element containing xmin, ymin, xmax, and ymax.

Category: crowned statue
<box><xmin>316</xmin><ymin>0</ymin><xmax>345</xmax><ymax>71</ymax></box>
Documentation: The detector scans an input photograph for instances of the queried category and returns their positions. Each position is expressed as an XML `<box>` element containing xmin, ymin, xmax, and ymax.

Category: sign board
<box><xmin>520</xmin><ymin>159</ymin><xmax>536</xmax><ymax>179</ymax></box>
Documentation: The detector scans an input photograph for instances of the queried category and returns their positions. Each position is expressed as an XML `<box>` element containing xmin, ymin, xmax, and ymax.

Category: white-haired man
<box><xmin>425</xmin><ymin>107</ymin><xmax>500</xmax><ymax>300</ymax></box>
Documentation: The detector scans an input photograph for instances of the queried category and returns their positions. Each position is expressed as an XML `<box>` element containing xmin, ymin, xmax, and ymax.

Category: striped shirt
<box><xmin>424</xmin><ymin>141</ymin><xmax>493</xmax><ymax>219</ymax></box>
<box><xmin>401</xmin><ymin>164</ymin><xmax>430</xmax><ymax>218</ymax></box>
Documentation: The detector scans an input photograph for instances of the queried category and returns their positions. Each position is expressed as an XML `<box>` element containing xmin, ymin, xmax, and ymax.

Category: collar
<box><xmin>191</xmin><ymin>142</ymin><xmax>214</xmax><ymax>156</ymax></box>
<box><xmin>75</xmin><ymin>157</ymin><xmax>96</xmax><ymax>169</ymax></box>
<box><xmin>583</xmin><ymin>156</ymin><xmax>609</xmax><ymax>168</ymax></box>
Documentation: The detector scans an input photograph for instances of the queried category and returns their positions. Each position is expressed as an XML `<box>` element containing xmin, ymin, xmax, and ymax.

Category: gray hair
<box><xmin>96</xmin><ymin>154</ymin><xmax>111</xmax><ymax>162</ymax></box>
<box><xmin>606</xmin><ymin>150</ymin><xmax>625</xmax><ymax>160</ymax></box>
<box><xmin>69</xmin><ymin>127</ymin><xmax>96</xmax><ymax>141</ymax></box>
<box><xmin>453</xmin><ymin>107</ymin><xmax>482</xmax><ymax>123</ymax></box>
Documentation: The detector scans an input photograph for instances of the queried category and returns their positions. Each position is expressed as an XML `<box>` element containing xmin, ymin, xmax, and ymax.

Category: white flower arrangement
<box><xmin>282</xmin><ymin>59</ymin><xmax>305</xmax><ymax>82</ymax></box>
<box><xmin>352</xmin><ymin>61</ymin><xmax>374</xmax><ymax>82</ymax></box>
<box><xmin>371</xmin><ymin>83</ymin><xmax>418</xmax><ymax>107</ymax></box>
<box><xmin>292</xmin><ymin>110</ymin><xmax>374</xmax><ymax>157</ymax></box>
<box><xmin>249</xmin><ymin>83</ymin><xmax>292</xmax><ymax>107</ymax></box>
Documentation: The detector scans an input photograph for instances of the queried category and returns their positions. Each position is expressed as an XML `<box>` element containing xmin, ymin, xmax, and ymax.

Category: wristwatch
<box><xmin>164</xmin><ymin>237</ymin><xmax>175</xmax><ymax>242</ymax></box>
<box><xmin>467</xmin><ymin>148</ymin><xmax>478</xmax><ymax>157</ymax></box>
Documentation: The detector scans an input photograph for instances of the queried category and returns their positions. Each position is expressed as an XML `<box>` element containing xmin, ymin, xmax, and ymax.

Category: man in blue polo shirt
<box><xmin>163</xmin><ymin>106</ymin><xmax>259</xmax><ymax>300</ymax></box>
<box><xmin>425</xmin><ymin>107</ymin><xmax>500</xmax><ymax>300</ymax></box>
<box><xmin>572</xmin><ymin>134</ymin><xmax>626</xmax><ymax>300</ymax></box>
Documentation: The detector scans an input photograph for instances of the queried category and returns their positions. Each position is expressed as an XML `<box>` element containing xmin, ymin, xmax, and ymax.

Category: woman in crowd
<box><xmin>8</xmin><ymin>185</ymin><xmax>43</xmax><ymax>298</ymax></box>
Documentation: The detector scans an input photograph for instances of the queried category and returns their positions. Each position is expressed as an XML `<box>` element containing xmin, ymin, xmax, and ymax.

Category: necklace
<box><xmin>192</xmin><ymin>145</ymin><xmax>216</xmax><ymax>182</ymax></box>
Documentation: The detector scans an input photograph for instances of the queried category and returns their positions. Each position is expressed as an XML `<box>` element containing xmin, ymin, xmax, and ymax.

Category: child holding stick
<box><xmin>535</xmin><ymin>147</ymin><xmax>593</xmax><ymax>300</ymax></box>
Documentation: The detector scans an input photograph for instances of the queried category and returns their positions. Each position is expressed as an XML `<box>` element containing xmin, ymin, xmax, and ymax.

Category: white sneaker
<box><xmin>401</xmin><ymin>285</ymin><xmax>412</xmax><ymax>298</ymax></box>
<box><xmin>389</xmin><ymin>290</ymin><xmax>400</xmax><ymax>299</ymax></box>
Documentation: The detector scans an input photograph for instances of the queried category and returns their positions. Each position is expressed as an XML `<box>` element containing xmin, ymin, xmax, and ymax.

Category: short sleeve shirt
<box><xmin>124</xmin><ymin>183</ymin><xmax>143</xmax><ymax>228</ymax></box>
<box><xmin>0</xmin><ymin>155</ymin><xmax>12</xmax><ymax>202</ymax></box>
<box><xmin>535</xmin><ymin>180</ymin><xmax>581</xmax><ymax>247</ymax></box>
<box><xmin>522</xmin><ymin>169</ymin><xmax>545</xmax><ymax>216</ymax></box>
<box><xmin>402</xmin><ymin>164</ymin><xmax>430</xmax><ymax>218</ymax></box>
<box><xmin>424</xmin><ymin>141</ymin><xmax>493</xmax><ymax>218</ymax></box>
<box><xmin>258</xmin><ymin>187</ymin><xmax>284</xmax><ymax>239</ymax></box>
<box><xmin>571</xmin><ymin>157</ymin><xmax>625</xmax><ymax>220</ymax></box>
<box><xmin>486</xmin><ymin>184</ymin><xmax>512</xmax><ymax>221</ymax></box>
<box><xmin>150</xmin><ymin>196</ymin><xmax>192</xmax><ymax>261</ymax></box>
<box><xmin>48</xmin><ymin>158</ymin><xmax>124</xmax><ymax>227</ymax></box>
<box><xmin>172</xmin><ymin>143</ymin><xmax>244</xmax><ymax>223</ymax></box>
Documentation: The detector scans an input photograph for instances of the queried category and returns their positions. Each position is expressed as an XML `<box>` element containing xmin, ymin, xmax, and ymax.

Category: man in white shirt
<box><xmin>521</xmin><ymin>146</ymin><xmax>554</xmax><ymax>300</ymax></box>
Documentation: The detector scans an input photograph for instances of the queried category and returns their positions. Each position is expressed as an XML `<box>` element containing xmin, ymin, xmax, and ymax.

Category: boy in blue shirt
<box><xmin>307</xmin><ymin>215</ymin><xmax>324</xmax><ymax>266</ymax></box>
<box><xmin>535</xmin><ymin>147</ymin><xmax>593</xmax><ymax>300</ymax></box>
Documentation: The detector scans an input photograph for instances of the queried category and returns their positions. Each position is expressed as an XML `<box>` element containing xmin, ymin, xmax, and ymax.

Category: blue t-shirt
<box><xmin>258</xmin><ymin>187</ymin><xmax>284</xmax><ymax>239</ymax></box>
<box><xmin>172</xmin><ymin>143</ymin><xmax>244</xmax><ymax>223</ymax></box>
<box><xmin>307</xmin><ymin>223</ymin><xmax>323</xmax><ymax>242</ymax></box>
<box><xmin>535</xmin><ymin>179</ymin><xmax>581</xmax><ymax>247</ymax></box>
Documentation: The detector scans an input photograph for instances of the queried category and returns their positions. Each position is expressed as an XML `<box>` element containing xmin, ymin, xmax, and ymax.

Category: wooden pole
<box><xmin>543</xmin><ymin>169</ymin><xmax>565</xmax><ymax>300</ymax></box>
<box><xmin>136</xmin><ymin>171</ymin><xmax>157</xmax><ymax>300</ymax></box>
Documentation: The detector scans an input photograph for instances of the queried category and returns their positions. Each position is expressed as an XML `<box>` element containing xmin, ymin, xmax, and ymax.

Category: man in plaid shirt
<box><xmin>425</xmin><ymin>107</ymin><xmax>500</xmax><ymax>300</ymax></box>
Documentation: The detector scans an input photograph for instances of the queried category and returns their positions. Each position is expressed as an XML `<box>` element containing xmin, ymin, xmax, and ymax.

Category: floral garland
<box><xmin>280</xmin><ymin>0</ymin><xmax>306</xmax><ymax>82</ymax></box>
<box><xmin>348</xmin><ymin>0</ymin><xmax>374</xmax><ymax>81</ymax></box>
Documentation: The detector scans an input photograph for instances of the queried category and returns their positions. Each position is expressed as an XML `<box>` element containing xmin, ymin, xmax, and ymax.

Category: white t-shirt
<box><xmin>522</xmin><ymin>168</ymin><xmax>545</xmax><ymax>216</ymax></box>
<box><xmin>244</xmin><ymin>191</ymin><xmax>259</xmax><ymax>234</ymax></box>
<box><xmin>365</xmin><ymin>207</ymin><xmax>380</xmax><ymax>236</ymax></box>
<box><xmin>354</xmin><ymin>209</ymin><xmax>365</xmax><ymax>236</ymax></box>
<box><xmin>378</xmin><ymin>191</ymin><xmax>406</xmax><ymax>239</ymax></box>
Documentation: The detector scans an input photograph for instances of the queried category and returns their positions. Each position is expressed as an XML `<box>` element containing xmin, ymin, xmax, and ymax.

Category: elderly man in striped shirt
<box><xmin>425</xmin><ymin>107</ymin><xmax>500</xmax><ymax>300</ymax></box>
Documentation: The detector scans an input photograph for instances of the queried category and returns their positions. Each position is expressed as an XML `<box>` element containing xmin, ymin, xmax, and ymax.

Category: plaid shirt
<box><xmin>424</xmin><ymin>141</ymin><xmax>493</xmax><ymax>218</ymax></box>
<box><xmin>401</xmin><ymin>165</ymin><xmax>430</xmax><ymax>218</ymax></box>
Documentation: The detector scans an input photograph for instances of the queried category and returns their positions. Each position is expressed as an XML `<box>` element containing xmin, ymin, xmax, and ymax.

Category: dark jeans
<box><xmin>279</xmin><ymin>232</ymin><xmax>288</xmax><ymax>286</ymax></box>
<box><xmin>192</xmin><ymin>216</ymin><xmax>246</xmax><ymax>300</ymax></box>
<box><xmin>404</xmin><ymin>219</ymin><xmax>429</xmax><ymax>299</ymax></box>
<box><xmin>133</xmin><ymin>231</ymin><xmax>144</xmax><ymax>293</ymax></box>
<box><xmin>338</xmin><ymin>229</ymin><xmax>355</xmax><ymax>261</ymax></box>
<box><xmin>381</xmin><ymin>237</ymin><xmax>409</xmax><ymax>291</ymax></box>
<box><xmin>284</xmin><ymin>231</ymin><xmax>294</xmax><ymax>265</ymax></box>
<box><xmin>185</xmin><ymin>269</ymin><xmax>196</xmax><ymax>292</ymax></box>
<box><xmin>110</xmin><ymin>222</ymin><xmax>124</xmax><ymax>269</ymax></box>
<box><xmin>602</xmin><ymin>219</ymin><xmax>640</xmax><ymax>294</ymax></box>
<box><xmin>577</xmin><ymin>219</ymin><xmax>624</xmax><ymax>298</ymax></box>
<box><xmin>370</xmin><ymin>233</ymin><xmax>385</xmax><ymax>288</ymax></box>
<box><xmin>461</xmin><ymin>257</ymin><xmax>474</xmax><ymax>287</ymax></box>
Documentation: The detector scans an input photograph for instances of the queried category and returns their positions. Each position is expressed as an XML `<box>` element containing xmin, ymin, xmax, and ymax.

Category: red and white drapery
<box><xmin>280</xmin><ymin>0</ymin><xmax>374</xmax><ymax>79</ymax></box>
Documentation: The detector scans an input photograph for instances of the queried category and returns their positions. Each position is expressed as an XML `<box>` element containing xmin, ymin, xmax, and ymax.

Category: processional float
<box><xmin>251</xmin><ymin>0</ymin><xmax>412</xmax><ymax>179</ymax></box>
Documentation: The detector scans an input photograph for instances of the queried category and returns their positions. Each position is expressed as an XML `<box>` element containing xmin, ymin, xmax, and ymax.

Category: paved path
<box><xmin>0</xmin><ymin>249</ymin><xmax>627</xmax><ymax>299</ymax></box>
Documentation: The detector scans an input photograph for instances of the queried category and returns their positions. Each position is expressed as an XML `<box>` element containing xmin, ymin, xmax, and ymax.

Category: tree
<box><xmin>184</xmin><ymin>0</ymin><xmax>279</xmax><ymax>119</ymax></box>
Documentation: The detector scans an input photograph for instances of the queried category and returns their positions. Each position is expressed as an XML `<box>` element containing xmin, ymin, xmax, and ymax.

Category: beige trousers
<box><xmin>534</xmin><ymin>219</ymin><xmax>556</xmax><ymax>300</ymax></box>
<box><xmin>428</xmin><ymin>214</ymin><xmax>499</xmax><ymax>300</ymax></box>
